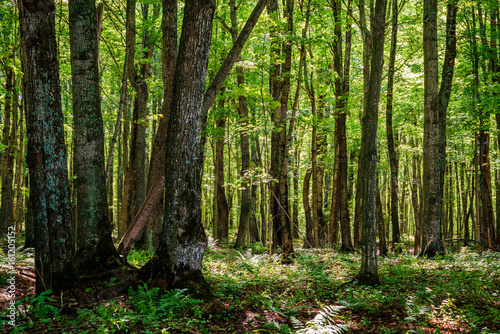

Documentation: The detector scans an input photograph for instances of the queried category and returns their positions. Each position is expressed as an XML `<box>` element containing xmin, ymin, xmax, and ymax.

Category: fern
<box><xmin>294</xmin><ymin>305</ymin><xmax>349</xmax><ymax>334</ymax></box>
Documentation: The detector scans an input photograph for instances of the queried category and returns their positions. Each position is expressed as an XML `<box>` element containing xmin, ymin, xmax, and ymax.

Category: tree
<box><xmin>0</xmin><ymin>59</ymin><xmax>15</xmax><ymax>236</ymax></box>
<box><xmin>331</xmin><ymin>0</ymin><xmax>353</xmax><ymax>251</ymax></box>
<box><xmin>233</xmin><ymin>0</ymin><xmax>253</xmax><ymax>248</ymax></box>
<box><xmin>117</xmin><ymin>0</ymin><xmax>268</xmax><ymax>256</ymax></box>
<box><xmin>268</xmin><ymin>0</ymin><xmax>294</xmax><ymax>258</ymax></box>
<box><xmin>358</xmin><ymin>0</ymin><xmax>387</xmax><ymax>285</ymax></box>
<box><xmin>420</xmin><ymin>0</ymin><xmax>458</xmax><ymax>257</ymax></box>
<box><xmin>386</xmin><ymin>0</ymin><xmax>401</xmax><ymax>253</ymax></box>
<box><xmin>18</xmin><ymin>0</ymin><xmax>77</xmax><ymax>294</ymax></box>
<box><xmin>69</xmin><ymin>0</ymin><xmax>121</xmax><ymax>271</ymax></box>
<box><xmin>138</xmin><ymin>0</ymin><xmax>216</xmax><ymax>294</ymax></box>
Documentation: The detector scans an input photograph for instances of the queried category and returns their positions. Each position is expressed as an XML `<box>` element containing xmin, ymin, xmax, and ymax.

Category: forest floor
<box><xmin>1</xmin><ymin>238</ymin><xmax>499</xmax><ymax>334</ymax></box>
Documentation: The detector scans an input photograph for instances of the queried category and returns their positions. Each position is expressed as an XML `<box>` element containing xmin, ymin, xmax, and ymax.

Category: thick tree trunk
<box><xmin>138</xmin><ymin>0</ymin><xmax>215</xmax><ymax>295</ymax></box>
<box><xmin>69</xmin><ymin>0</ymin><xmax>122</xmax><ymax>271</ymax></box>
<box><xmin>421</xmin><ymin>0</ymin><xmax>443</xmax><ymax>257</ymax></box>
<box><xmin>358</xmin><ymin>0</ymin><xmax>386</xmax><ymax>286</ymax></box>
<box><xmin>19</xmin><ymin>0</ymin><xmax>77</xmax><ymax>294</ymax></box>
<box><xmin>118</xmin><ymin>0</ymin><xmax>266</xmax><ymax>253</ymax></box>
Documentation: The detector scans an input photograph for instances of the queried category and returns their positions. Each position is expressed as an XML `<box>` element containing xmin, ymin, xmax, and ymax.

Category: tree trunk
<box><xmin>129</xmin><ymin>4</ymin><xmax>159</xmax><ymax>251</ymax></box>
<box><xmin>376</xmin><ymin>180</ymin><xmax>388</xmax><ymax>257</ymax></box>
<box><xmin>0</xmin><ymin>63</ymin><xmax>15</xmax><ymax>235</ymax></box>
<box><xmin>292</xmin><ymin>145</ymin><xmax>300</xmax><ymax>239</ymax></box>
<box><xmin>14</xmin><ymin>92</ymin><xmax>24</xmax><ymax>235</ymax></box>
<box><xmin>303</xmin><ymin>168</ymin><xmax>313</xmax><ymax>248</ymax></box>
<box><xmin>411</xmin><ymin>137</ymin><xmax>422</xmax><ymax>254</ymax></box>
<box><xmin>118</xmin><ymin>0</ymin><xmax>267</xmax><ymax>253</ymax></box>
<box><xmin>268</xmin><ymin>0</ymin><xmax>294</xmax><ymax>258</ymax></box>
<box><xmin>19</xmin><ymin>0</ymin><xmax>77</xmax><ymax>293</ymax></box>
<box><xmin>213</xmin><ymin>115</ymin><xmax>229</xmax><ymax>241</ymax></box>
<box><xmin>332</xmin><ymin>0</ymin><xmax>353</xmax><ymax>252</ymax></box>
<box><xmin>421</xmin><ymin>0</ymin><xmax>443</xmax><ymax>257</ymax></box>
<box><xmin>138</xmin><ymin>0</ymin><xmax>215</xmax><ymax>295</ymax></box>
<box><xmin>358</xmin><ymin>0</ymin><xmax>386</xmax><ymax>286</ymax></box>
<box><xmin>69</xmin><ymin>0</ymin><xmax>122</xmax><ymax>271</ymax></box>
<box><xmin>386</xmin><ymin>0</ymin><xmax>401</xmax><ymax>253</ymax></box>
<box><xmin>234</xmin><ymin>67</ymin><xmax>252</xmax><ymax>248</ymax></box>
<box><xmin>250</xmin><ymin>137</ymin><xmax>260</xmax><ymax>243</ymax></box>
<box><xmin>232</xmin><ymin>0</ymin><xmax>252</xmax><ymax>248</ymax></box>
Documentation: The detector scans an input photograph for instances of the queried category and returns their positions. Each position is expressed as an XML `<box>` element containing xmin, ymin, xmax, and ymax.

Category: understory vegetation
<box><xmin>1</xmin><ymin>237</ymin><xmax>499</xmax><ymax>333</ymax></box>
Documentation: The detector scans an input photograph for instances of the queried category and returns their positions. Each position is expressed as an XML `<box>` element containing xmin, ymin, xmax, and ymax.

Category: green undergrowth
<box><xmin>1</xmin><ymin>242</ymin><xmax>499</xmax><ymax>333</ymax></box>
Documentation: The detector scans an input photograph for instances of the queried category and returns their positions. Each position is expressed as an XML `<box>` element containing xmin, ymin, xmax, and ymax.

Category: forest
<box><xmin>0</xmin><ymin>0</ymin><xmax>500</xmax><ymax>332</ymax></box>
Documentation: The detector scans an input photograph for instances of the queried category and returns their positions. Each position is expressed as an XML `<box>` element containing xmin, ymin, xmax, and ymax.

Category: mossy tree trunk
<box><xmin>19</xmin><ymin>0</ymin><xmax>77</xmax><ymax>294</ymax></box>
<box><xmin>69</xmin><ymin>0</ymin><xmax>122</xmax><ymax>272</ymax></box>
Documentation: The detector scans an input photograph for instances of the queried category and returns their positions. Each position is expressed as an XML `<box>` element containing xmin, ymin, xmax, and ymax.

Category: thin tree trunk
<box><xmin>332</xmin><ymin>0</ymin><xmax>353</xmax><ymax>252</ymax></box>
<box><xmin>0</xmin><ymin>63</ymin><xmax>15</xmax><ymax>235</ymax></box>
<box><xmin>377</xmin><ymin>179</ymin><xmax>388</xmax><ymax>257</ymax></box>
<box><xmin>386</xmin><ymin>0</ymin><xmax>401</xmax><ymax>253</ymax></box>
<box><xmin>303</xmin><ymin>168</ymin><xmax>313</xmax><ymax>248</ymax></box>
<box><xmin>232</xmin><ymin>0</ymin><xmax>252</xmax><ymax>248</ymax></box>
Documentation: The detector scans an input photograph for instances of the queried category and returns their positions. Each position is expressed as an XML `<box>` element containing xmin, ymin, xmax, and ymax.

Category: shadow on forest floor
<box><xmin>1</xmin><ymin>238</ymin><xmax>500</xmax><ymax>333</ymax></box>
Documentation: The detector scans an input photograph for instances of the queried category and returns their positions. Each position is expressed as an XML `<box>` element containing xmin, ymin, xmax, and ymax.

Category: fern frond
<box><xmin>295</xmin><ymin>305</ymin><xmax>349</xmax><ymax>334</ymax></box>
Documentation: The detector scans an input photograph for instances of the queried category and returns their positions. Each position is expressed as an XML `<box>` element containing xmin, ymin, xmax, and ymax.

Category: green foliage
<box><xmin>128</xmin><ymin>284</ymin><xmax>203</xmax><ymax>321</ymax></box>
<box><xmin>126</xmin><ymin>249</ymin><xmax>153</xmax><ymax>267</ymax></box>
<box><xmin>293</xmin><ymin>305</ymin><xmax>349</xmax><ymax>334</ymax></box>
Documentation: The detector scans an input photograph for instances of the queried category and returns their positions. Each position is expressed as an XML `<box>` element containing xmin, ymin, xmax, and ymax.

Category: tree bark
<box><xmin>69</xmin><ymin>0</ymin><xmax>121</xmax><ymax>271</ymax></box>
<box><xmin>232</xmin><ymin>0</ymin><xmax>253</xmax><ymax>248</ymax></box>
<box><xmin>421</xmin><ymin>0</ymin><xmax>443</xmax><ymax>257</ymax></box>
<box><xmin>332</xmin><ymin>0</ymin><xmax>353</xmax><ymax>252</ymax></box>
<box><xmin>213</xmin><ymin>114</ymin><xmax>229</xmax><ymax>242</ymax></box>
<box><xmin>268</xmin><ymin>0</ymin><xmax>294</xmax><ymax>258</ymax></box>
<box><xmin>303</xmin><ymin>168</ymin><xmax>313</xmax><ymax>248</ymax></box>
<box><xmin>19</xmin><ymin>0</ymin><xmax>77</xmax><ymax>293</ymax></box>
<box><xmin>118</xmin><ymin>0</ymin><xmax>266</xmax><ymax>253</ymax></box>
<box><xmin>138</xmin><ymin>0</ymin><xmax>215</xmax><ymax>295</ymax></box>
<box><xmin>386</xmin><ymin>0</ymin><xmax>401</xmax><ymax>253</ymax></box>
<box><xmin>358</xmin><ymin>0</ymin><xmax>386</xmax><ymax>286</ymax></box>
